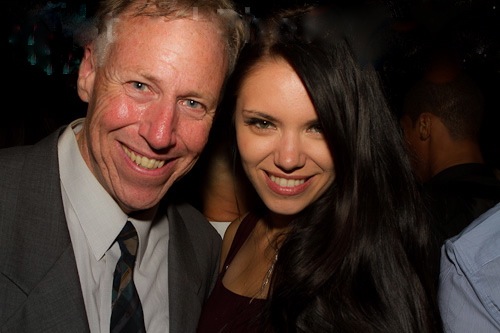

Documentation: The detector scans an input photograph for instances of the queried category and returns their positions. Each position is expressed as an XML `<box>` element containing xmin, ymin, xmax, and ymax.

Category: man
<box><xmin>0</xmin><ymin>0</ymin><xmax>245</xmax><ymax>331</ymax></box>
<box><xmin>439</xmin><ymin>201</ymin><xmax>500</xmax><ymax>332</ymax></box>
<box><xmin>400</xmin><ymin>64</ymin><xmax>500</xmax><ymax>245</ymax></box>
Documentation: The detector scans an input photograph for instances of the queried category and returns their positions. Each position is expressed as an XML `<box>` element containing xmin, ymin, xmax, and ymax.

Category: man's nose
<box><xmin>138</xmin><ymin>102</ymin><xmax>178</xmax><ymax>150</ymax></box>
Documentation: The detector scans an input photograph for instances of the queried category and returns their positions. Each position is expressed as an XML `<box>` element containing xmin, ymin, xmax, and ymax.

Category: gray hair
<box><xmin>78</xmin><ymin>0</ymin><xmax>247</xmax><ymax>76</ymax></box>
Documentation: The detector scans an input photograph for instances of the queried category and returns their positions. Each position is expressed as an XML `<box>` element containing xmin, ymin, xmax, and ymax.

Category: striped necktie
<box><xmin>111</xmin><ymin>221</ymin><xmax>146</xmax><ymax>332</ymax></box>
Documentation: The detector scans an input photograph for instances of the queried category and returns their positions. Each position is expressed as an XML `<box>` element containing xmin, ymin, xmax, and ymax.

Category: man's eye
<box><xmin>179</xmin><ymin>99</ymin><xmax>207</xmax><ymax>119</ymax></box>
<box><xmin>131</xmin><ymin>81</ymin><xmax>148</xmax><ymax>91</ymax></box>
<box><xmin>183</xmin><ymin>99</ymin><xmax>203</xmax><ymax>109</ymax></box>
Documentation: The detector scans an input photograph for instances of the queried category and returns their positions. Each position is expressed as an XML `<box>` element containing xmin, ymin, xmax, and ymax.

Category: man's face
<box><xmin>76</xmin><ymin>15</ymin><xmax>227</xmax><ymax>214</ymax></box>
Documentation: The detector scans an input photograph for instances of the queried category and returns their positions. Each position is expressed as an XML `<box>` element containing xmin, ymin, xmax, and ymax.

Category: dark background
<box><xmin>3</xmin><ymin>0</ymin><xmax>500</xmax><ymax>167</ymax></box>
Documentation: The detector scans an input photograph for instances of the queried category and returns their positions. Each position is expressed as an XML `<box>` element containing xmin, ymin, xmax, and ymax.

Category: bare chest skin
<box><xmin>222</xmin><ymin>218</ymin><xmax>282</xmax><ymax>300</ymax></box>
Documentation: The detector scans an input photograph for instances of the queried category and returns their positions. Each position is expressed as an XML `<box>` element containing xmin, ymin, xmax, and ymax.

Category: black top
<box><xmin>197</xmin><ymin>212</ymin><xmax>266</xmax><ymax>333</ymax></box>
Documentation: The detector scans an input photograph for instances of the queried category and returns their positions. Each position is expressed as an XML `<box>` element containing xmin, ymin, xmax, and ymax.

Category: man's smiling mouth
<box><xmin>123</xmin><ymin>146</ymin><xmax>166</xmax><ymax>169</ymax></box>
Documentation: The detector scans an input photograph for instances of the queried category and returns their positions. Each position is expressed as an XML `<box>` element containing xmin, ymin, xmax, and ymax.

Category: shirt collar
<box><xmin>59</xmin><ymin>118</ymin><xmax>134</xmax><ymax>260</ymax></box>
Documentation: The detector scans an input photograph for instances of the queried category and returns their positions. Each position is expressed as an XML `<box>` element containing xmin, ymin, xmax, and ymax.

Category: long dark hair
<box><xmin>222</xmin><ymin>4</ymin><xmax>442</xmax><ymax>332</ymax></box>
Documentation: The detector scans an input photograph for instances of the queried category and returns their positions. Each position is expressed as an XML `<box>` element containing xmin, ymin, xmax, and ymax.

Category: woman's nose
<box><xmin>273</xmin><ymin>132</ymin><xmax>306</xmax><ymax>172</ymax></box>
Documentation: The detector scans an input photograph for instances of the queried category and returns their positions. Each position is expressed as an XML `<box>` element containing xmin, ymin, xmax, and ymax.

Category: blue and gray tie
<box><xmin>111</xmin><ymin>221</ymin><xmax>146</xmax><ymax>332</ymax></box>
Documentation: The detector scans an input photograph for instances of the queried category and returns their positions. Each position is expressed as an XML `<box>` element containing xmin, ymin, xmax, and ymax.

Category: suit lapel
<box><xmin>167</xmin><ymin>204</ymin><xmax>203</xmax><ymax>333</ymax></box>
<box><xmin>2</xmin><ymin>129</ymin><xmax>89</xmax><ymax>332</ymax></box>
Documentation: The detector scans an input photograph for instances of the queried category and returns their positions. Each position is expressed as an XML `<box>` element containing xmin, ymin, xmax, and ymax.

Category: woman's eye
<box><xmin>245</xmin><ymin>118</ymin><xmax>275</xmax><ymax>129</ymax></box>
<box><xmin>255</xmin><ymin>120</ymin><xmax>272</xmax><ymax>129</ymax></box>
<box><xmin>309</xmin><ymin>124</ymin><xmax>323</xmax><ymax>133</ymax></box>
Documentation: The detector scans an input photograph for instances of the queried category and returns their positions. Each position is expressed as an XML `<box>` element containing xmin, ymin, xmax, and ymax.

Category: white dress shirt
<box><xmin>209</xmin><ymin>221</ymin><xmax>231</xmax><ymax>239</ymax></box>
<box><xmin>58</xmin><ymin>118</ymin><xmax>169</xmax><ymax>332</ymax></box>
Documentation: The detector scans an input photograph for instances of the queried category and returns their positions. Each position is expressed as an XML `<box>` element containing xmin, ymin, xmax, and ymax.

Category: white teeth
<box><xmin>123</xmin><ymin>146</ymin><xmax>165</xmax><ymax>170</ymax></box>
<box><xmin>269</xmin><ymin>175</ymin><xmax>305</xmax><ymax>187</ymax></box>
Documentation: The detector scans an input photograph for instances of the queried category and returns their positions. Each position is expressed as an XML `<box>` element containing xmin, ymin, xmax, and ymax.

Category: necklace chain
<box><xmin>249</xmin><ymin>224</ymin><xmax>279</xmax><ymax>303</ymax></box>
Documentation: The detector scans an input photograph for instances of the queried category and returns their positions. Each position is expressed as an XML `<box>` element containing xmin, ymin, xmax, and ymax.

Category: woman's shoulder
<box><xmin>220</xmin><ymin>214</ymin><xmax>247</xmax><ymax>268</ymax></box>
<box><xmin>225</xmin><ymin>213</ymin><xmax>245</xmax><ymax>237</ymax></box>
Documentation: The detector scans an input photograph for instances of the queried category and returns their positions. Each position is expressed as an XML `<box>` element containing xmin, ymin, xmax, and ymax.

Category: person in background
<box><xmin>197</xmin><ymin>4</ymin><xmax>442</xmax><ymax>332</ymax></box>
<box><xmin>439</xmin><ymin>201</ymin><xmax>500</xmax><ymax>333</ymax></box>
<box><xmin>0</xmin><ymin>0</ymin><xmax>245</xmax><ymax>331</ymax></box>
<box><xmin>400</xmin><ymin>56</ymin><xmax>500</xmax><ymax>245</ymax></box>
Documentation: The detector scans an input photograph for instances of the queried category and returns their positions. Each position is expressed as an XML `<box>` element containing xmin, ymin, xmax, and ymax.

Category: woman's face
<box><xmin>235</xmin><ymin>58</ymin><xmax>335</xmax><ymax>217</ymax></box>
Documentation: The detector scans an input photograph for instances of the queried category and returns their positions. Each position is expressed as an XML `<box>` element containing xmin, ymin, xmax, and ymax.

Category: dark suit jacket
<box><xmin>0</xmin><ymin>128</ymin><xmax>221</xmax><ymax>332</ymax></box>
<box><xmin>425</xmin><ymin>163</ymin><xmax>500</xmax><ymax>245</ymax></box>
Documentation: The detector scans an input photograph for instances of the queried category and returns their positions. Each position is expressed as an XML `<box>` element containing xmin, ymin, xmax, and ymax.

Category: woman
<box><xmin>197</xmin><ymin>4</ymin><xmax>442</xmax><ymax>332</ymax></box>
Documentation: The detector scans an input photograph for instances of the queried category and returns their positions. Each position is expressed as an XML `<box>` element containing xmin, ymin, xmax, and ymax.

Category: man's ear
<box><xmin>417</xmin><ymin>113</ymin><xmax>432</xmax><ymax>141</ymax></box>
<box><xmin>77</xmin><ymin>45</ymin><xmax>97</xmax><ymax>102</ymax></box>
